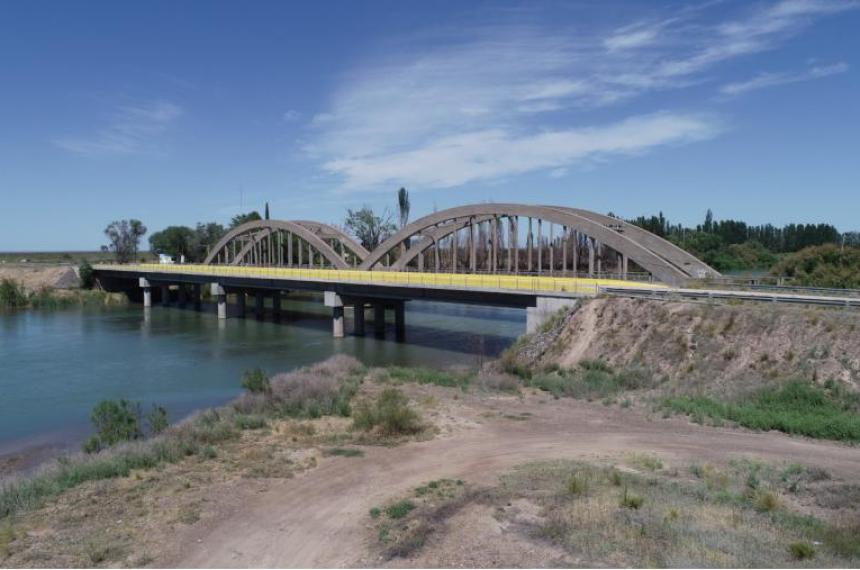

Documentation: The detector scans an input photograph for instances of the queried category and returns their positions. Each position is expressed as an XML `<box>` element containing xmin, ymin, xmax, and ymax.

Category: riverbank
<box><xmin>1</xmin><ymin>356</ymin><xmax>859</xmax><ymax>567</ymax></box>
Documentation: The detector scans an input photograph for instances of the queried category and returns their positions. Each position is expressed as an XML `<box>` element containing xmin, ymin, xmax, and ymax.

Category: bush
<box><xmin>84</xmin><ymin>399</ymin><xmax>143</xmax><ymax>452</ymax></box>
<box><xmin>241</xmin><ymin>368</ymin><xmax>271</xmax><ymax>394</ymax></box>
<box><xmin>663</xmin><ymin>380</ymin><xmax>860</xmax><ymax>442</ymax></box>
<box><xmin>353</xmin><ymin>388</ymin><xmax>422</xmax><ymax>436</ymax></box>
<box><xmin>620</xmin><ymin>487</ymin><xmax>644</xmax><ymax>509</ymax></box>
<box><xmin>772</xmin><ymin>244</ymin><xmax>860</xmax><ymax>288</ymax></box>
<box><xmin>78</xmin><ymin>261</ymin><xmax>95</xmax><ymax>289</ymax></box>
<box><xmin>146</xmin><ymin>405</ymin><xmax>169</xmax><ymax>435</ymax></box>
<box><xmin>385</xmin><ymin>499</ymin><xmax>416</xmax><ymax>519</ymax></box>
<box><xmin>0</xmin><ymin>279</ymin><xmax>27</xmax><ymax>308</ymax></box>
<box><xmin>788</xmin><ymin>541</ymin><xmax>815</xmax><ymax>560</ymax></box>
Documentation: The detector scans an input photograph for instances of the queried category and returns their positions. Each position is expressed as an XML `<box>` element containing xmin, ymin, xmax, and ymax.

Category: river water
<box><xmin>0</xmin><ymin>293</ymin><xmax>523</xmax><ymax>460</ymax></box>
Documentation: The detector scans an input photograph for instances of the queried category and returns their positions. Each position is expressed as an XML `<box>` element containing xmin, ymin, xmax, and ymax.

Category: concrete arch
<box><xmin>359</xmin><ymin>204</ymin><xmax>709</xmax><ymax>285</ymax></box>
<box><xmin>292</xmin><ymin>220</ymin><xmax>370</xmax><ymax>260</ymax></box>
<box><xmin>203</xmin><ymin>220</ymin><xmax>351</xmax><ymax>269</ymax></box>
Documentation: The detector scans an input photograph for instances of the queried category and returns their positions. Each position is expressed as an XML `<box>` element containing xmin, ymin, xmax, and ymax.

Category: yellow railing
<box><xmin>101</xmin><ymin>263</ymin><xmax>667</xmax><ymax>296</ymax></box>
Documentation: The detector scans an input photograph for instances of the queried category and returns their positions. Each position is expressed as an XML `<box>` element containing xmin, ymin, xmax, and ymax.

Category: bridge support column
<box><xmin>139</xmin><ymin>278</ymin><xmax>152</xmax><ymax>308</ymax></box>
<box><xmin>161</xmin><ymin>285</ymin><xmax>170</xmax><ymax>307</ymax></box>
<box><xmin>324</xmin><ymin>291</ymin><xmax>344</xmax><ymax>338</ymax></box>
<box><xmin>373</xmin><ymin>303</ymin><xmax>386</xmax><ymax>337</ymax></box>
<box><xmin>394</xmin><ymin>301</ymin><xmax>405</xmax><ymax>342</ymax></box>
<box><xmin>177</xmin><ymin>285</ymin><xmax>187</xmax><ymax>308</ymax></box>
<box><xmin>353</xmin><ymin>299</ymin><xmax>366</xmax><ymax>336</ymax></box>
<box><xmin>255</xmin><ymin>291</ymin><xmax>265</xmax><ymax>320</ymax></box>
<box><xmin>526</xmin><ymin>297</ymin><xmax>578</xmax><ymax>334</ymax></box>
<box><xmin>272</xmin><ymin>291</ymin><xmax>282</xmax><ymax>321</ymax></box>
<box><xmin>211</xmin><ymin>284</ymin><xmax>227</xmax><ymax>319</ymax></box>
<box><xmin>236</xmin><ymin>291</ymin><xmax>246</xmax><ymax>318</ymax></box>
<box><xmin>192</xmin><ymin>284</ymin><xmax>202</xmax><ymax>311</ymax></box>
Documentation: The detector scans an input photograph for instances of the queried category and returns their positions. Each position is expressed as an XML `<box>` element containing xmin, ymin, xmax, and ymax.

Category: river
<box><xmin>0</xmin><ymin>293</ymin><xmax>524</xmax><ymax>466</ymax></box>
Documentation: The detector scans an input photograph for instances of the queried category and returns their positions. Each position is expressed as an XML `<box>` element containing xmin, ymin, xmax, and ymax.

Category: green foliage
<box><xmin>78</xmin><ymin>260</ymin><xmax>95</xmax><ymax>289</ymax></box>
<box><xmin>145</xmin><ymin>405</ymin><xmax>169</xmax><ymax>435</ymax></box>
<box><xmin>527</xmin><ymin>361</ymin><xmax>651</xmax><ymax>400</ymax></box>
<box><xmin>323</xmin><ymin>447</ymin><xmax>364</xmax><ymax>457</ymax></box>
<box><xmin>241</xmin><ymin>368</ymin><xmax>271</xmax><ymax>394</ymax></box>
<box><xmin>567</xmin><ymin>474</ymin><xmax>588</xmax><ymax>496</ymax></box>
<box><xmin>0</xmin><ymin>279</ymin><xmax>27</xmax><ymax>308</ymax></box>
<box><xmin>352</xmin><ymin>388</ymin><xmax>422</xmax><ymax>436</ymax></box>
<box><xmin>620</xmin><ymin>486</ymin><xmax>644</xmax><ymax>509</ymax></box>
<box><xmin>233</xmin><ymin>414</ymin><xmax>267</xmax><ymax>430</ymax></box>
<box><xmin>344</xmin><ymin>206</ymin><xmax>397</xmax><ymax>250</ymax></box>
<box><xmin>102</xmin><ymin>219</ymin><xmax>147</xmax><ymax>263</ymax></box>
<box><xmin>148</xmin><ymin>222</ymin><xmax>226</xmax><ymax>262</ymax></box>
<box><xmin>385</xmin><ymin>499</ymin><xmax>416</xmax><ymax>519</ymax></box>
<box><xmin>383</xmin><ymin>366</ymin><xmax>473</xmax><ymax>390</ymax></box>
<box><xmin>230</xmin><ymin>211</ymin><xmax>262</xmax><ymax>229</ymax></box>
<box><xmin>397</xmin><ymin>187</ymin><xmax>410</xmax><ymax>229</ymax></box>
<box><xmin>85</xmin><ymin>399</ymin><xmax>143</xmax><ymax>452</ymax></box>
<box><xmin>771</xmin><ymin>244</ymin><xmax>860</xmax><ymax>288</ymax></box>
<box><xmin>789</xmin><ymin>541</ymin><xmax>816</xmax><ymax>560</ymax></box>
<box><xmin>663</xmin><ymin>380</ymin><xmax>860</xmax><ymax>442</ymax></box>
<box><xmin>369</xmin><ymin>507</ymin><xmax>381</xmax><ymax>519</ymax></box>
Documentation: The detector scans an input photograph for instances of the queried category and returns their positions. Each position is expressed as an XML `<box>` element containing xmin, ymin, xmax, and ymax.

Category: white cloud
<box><xmin>283</xmin><ymin>109</ymin><xmax>302</xmax><ymax>122</ymax></box>
<box><xmin>720</xmin><ymin>62</ymin><xmax>848</xmax><ymax>96</ymax></box>
<box><xmin>324</xmin><ymin>113</ymin><xmax>722</xmax><ymax>190</ymax></box>
<box><xmin>308</xmin><ymin>0</ymin><xmax>855</xmax><ymax>191</ymax></box>
<box><xmin>54</xmin><ymin>100</ymin><xmax>182</xmax><ymax>157</ymax></box>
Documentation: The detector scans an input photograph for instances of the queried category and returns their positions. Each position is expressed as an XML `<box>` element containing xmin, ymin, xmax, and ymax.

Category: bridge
<box><xmin>95</xmin><ymin>203</ymin><xmax>721</xmax><ymax>338</ymax></box>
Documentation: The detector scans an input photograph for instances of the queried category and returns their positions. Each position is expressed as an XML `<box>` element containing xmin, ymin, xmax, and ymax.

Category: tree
<box><xmin>230</xmin><ymin>211</ymin><xmax>262</xmax><ymax>229</ymax></box>
<box><xmin>82</xmin><ymin>399</ymin><xmax>143</xmax><ymax>453</ymax></box>
<box><xmin>102</xmin><ymin>219</ymin><xmax>146</xmax><ymax>263</ymax></box>
<box><xmin>78</xmin><ymin>261</ymin><xmax>95</xmax><ymax>289</ymax></box>
<box><xmin>397</xmin><ymin>187</ymin><xmax>410</xmax><ymax>229</ymax></box>
<box><xmin>265</xmin><ymin>202</ymin><xmax>270</xmax><ymax>220</ymax></box>
<box><xmin>193</xmin><ymin>222</ymin><xmax>226</xmax><ymax>260</ymax></box>
<box><xmin>344</xmin><ymin>206</ymin><xmax>396</xmax><ymax>250</ymax></box>
<box><xmin>702</xmin><ymin>209</ymin><xmax>714</xmax><ymax>233</ymax></box>
<box><xmin>149</xmin><ymin>225</ymin><xmax>196</xmax><ymax>260</ymax></box>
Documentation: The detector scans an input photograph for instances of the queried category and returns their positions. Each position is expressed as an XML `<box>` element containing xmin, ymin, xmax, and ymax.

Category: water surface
<box><xmin>0</xmin><ymin>294</ymin><xmax>523</xmax><ymax>456</ymax></box>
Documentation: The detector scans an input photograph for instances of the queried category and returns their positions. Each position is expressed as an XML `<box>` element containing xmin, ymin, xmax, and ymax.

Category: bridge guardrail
<box><xmin>97</xmin><ymin>263</ymin><xmax>668</xmax><ymax>297</ymax></box>
<box><xmin>599</xmin><ymin>286</ymin><xmax>860</xmax><ymax>308</ymax></box>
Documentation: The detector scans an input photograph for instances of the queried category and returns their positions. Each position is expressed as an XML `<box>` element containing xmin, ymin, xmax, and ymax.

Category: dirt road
<box><xmin>162</xmin><ymin>394</ymin><xmax>860</xmax><ymax>568</ymax></box>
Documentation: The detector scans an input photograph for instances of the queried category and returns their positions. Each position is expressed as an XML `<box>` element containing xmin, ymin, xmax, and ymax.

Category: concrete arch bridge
<box><xmin>204</xmin><ymin>204</ymin><xmax>718</xmax><ymax>286</ymax></box>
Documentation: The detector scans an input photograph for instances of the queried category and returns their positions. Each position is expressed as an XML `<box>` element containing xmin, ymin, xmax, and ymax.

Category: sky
<box><xmin>1</xmin><ymin>0</ymin><xmax>859</xmax><ymax>251</ymax></box>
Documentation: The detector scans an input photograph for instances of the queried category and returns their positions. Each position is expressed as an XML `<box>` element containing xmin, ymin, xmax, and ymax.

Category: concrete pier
<box><xmin>324</xmin><ymin>291</ymin><xmax>344</xmax><ymax>338</ymax></box>
<box><xmin>139</xmin><ymin>277</ymin><xmax>152</xmax><ymax>308</ymax></box>
<box><xmin>526</xmin><ymin>297</ymin><xmax>578</xmax><ymax>334</ymax></box>
<box><xmin>255</xmin><ymin>291</ymin><xmax>264</xmax><ymax>320</ymax></box>
<box><xmin>236</xmin><ymin>291</ymin><xmax>246</xmax><ymax>318</ymax></box>
<box><xmin>373</xmin><ymin>303</ymin><xmax>386</xmax><ymax>337</ymax></box>
<box><xmin>272</xmin><ymin>291</ymin><xmax>282</xmax><ymax>320</ymax></box>
<box><xmin>394</xmin><ymin>301</ymin><xmax>405</xmax><ymax>341</ymax></box>
<box><xmin>212</xmin><ymin>283</ymin><xmax>227</xmax><ymax>319</ymax></box>
<box><xmin>177</xmin><ymin>285</ymin><xmax>187</xmax><ymax>307</ymax></box>
<box><xmin>353</xmin><ymin>299</ymin><xmax>366</xmax><ymax>336</ymax></box>
<box><xmin>192</xmin><ymin>284</ymin><xmax>202</xmax><ymax>311</ymax></box>
<box><xmin>161</xmin><ymin>284</ymin><xmax>170</xmax><ymax>307</ymax></box>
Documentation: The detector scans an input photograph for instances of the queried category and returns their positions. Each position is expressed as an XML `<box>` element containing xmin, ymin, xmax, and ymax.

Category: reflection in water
<box><xmin>0</xmin><ymin>295</ymin><xmax>524</xmax><ymax>453</ymax></box>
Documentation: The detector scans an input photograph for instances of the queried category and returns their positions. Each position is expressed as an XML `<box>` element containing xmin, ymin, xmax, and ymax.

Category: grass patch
<box><xmin>526</xmin><ymin>360</ymin><xmax>652</xmax><ymax>401</ymax></box>
<box><xmin>352</xmin><ymin>388</ymin><xmax>423</xmax><ymax>437</ymax></box>
<box><xmin>663</xmin><ymin>380</ymin><xmax>860</xmax><ymax>442</ymax></box>
<box><xmin>382</xmin><ymin>366</ymin><xmax>474</xmax><ymax>390</ymax></box>
<box><xmin>385</xmin><ymin>499</ymin><xmax>416</xmax><ymax>519</ymax></box>
<box><xmin>323</xmin><ymin>447</ymin><xmax>364</xmax><ymax>457</ymax></box>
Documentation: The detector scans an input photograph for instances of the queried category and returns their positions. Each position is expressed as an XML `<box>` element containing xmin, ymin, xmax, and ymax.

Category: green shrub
<box><xmin>323</xmin><ymin>447</ymin><xmax>364</xmax><ymax>457</ymax></box>
<box><xmin>234</xmin><ymin>414</ymin><xmax>267</xmax><ymax>430</ymax></box>
<box><xmin>0</xmin><ymin>279</ymin><xmax>27</xmax><ymax>308</ymax></box>
<box><xmin>663</xmin><ymin>380</ymin><xmax>860</xmax><ymax>442</ymax></box>
<box><xmin>385</xmin><ymin>499</ymin><xmax>416</xmax><ymax>519</ymax></box>
<box><xmin>788</xmin><ymin>541</ymin><xmax>815</xmax><ymax>560</ymax></box>
<box><xmin>384</xmin><ymin>366</ymin><xmax>473</xmax><ymax>390</ymax></box>
<box><xmin>78</xmin><ymin>261</ymin><xmax>95</xmax><ymax>289</ymax></box>
<box><xmin>146</xmin><ymin>405</ymin><xmax>169</xmax><ymax>435</ymax></box>
<box><xmin>352</xmin><ymin>388</ymin><xmax>422</xmax><ymax>436</ymax></box>
<box><xmin>241</xmin><ymin>368</ymin><xmax>271</xmax><ymax>394</ymax></box>
<box><xmin>369</xmin><ymin>507</ymin><xmax>381</xmax><ymax>519</ymax></box>
<box><xmin>567</xmin><ymin>475</ymin><xmax>588</xmax><ymax>496</ymax></box>
<box><xmin>84</xmin><ymin>399</ymin><xmax>143</xmax><ymax>452</ymax></box>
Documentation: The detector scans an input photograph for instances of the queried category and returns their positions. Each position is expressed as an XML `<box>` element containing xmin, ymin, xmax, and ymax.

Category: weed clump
<box><xmin>385</xmin><ymin>499</ymin><xmax>416</xmax><ymax>519</ymax></box>
<box><xmin>789</xmin><ymin>541</ymin><xmax>816</xmax><ymax>560</ymax></box>
<box><xmin>352</xmin><ymin>389</ymin><xmax>422</xmax><ymax>436</ymax></box>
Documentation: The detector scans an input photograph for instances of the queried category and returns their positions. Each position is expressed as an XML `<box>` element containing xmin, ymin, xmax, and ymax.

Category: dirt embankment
<box><xmin>0</xmin><ymin>265</ymin><xmax>80</xmax><ymax>292</ymax></box>
<box><xmin>507</xmin><ymin>297</ymin><xmax>860</xmax><ymax>398</ymax></box>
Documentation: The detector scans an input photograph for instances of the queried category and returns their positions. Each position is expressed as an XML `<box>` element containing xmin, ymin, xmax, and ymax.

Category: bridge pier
<box><xmin>161</xmin><ymin>285</ymin><xmax>170</xmax><ymax>307</ymax></box>
<box><xmin>324</xmin><ymin>291</ymin><xmax>344</xmax><ymax>338</ymax></box>
<box><xmin>236</xmin><ymin>291</ymin><xmax>246</xmax><ymax>318</ymax></box>
<box><xmin>526</xmin><ymin>297</ymin><xmax>578</xmax><ymax>334</ymax></box>
<box><xmin>394</xmin><ymin>301</ymin><xmax>405</xmax><ymax>341</ymax></box>
<box><xmin>255</xmin><ymin>291</ymin><xmax>265</xmax><ymax>320</ymax></box>
<box><xmin>178</xmin><ymin>285</ymin><xmax>187</xmax><ymax>308</ymax></box>
<box><xmin>211</xmin><ymin>283</ymin><xmax>227</xmax><ymax>319</ymax></box>
<box><xmin>192</xmin><ymin>284</ymin><xmax>202</xmax><ymax>311</ymax></box>
<box><xmin>373</xmin><ymin>303</ymin><xmax>386</xmax><ymax>337</ymax></box>
<box><xmin>353</xmin><ymin>299</ymin><xmax>366</xmax><ymax>336</ymax></box>
<box><xmin>272</xmin><ymin>291</ymin><xmax>282</xmax><ymax>320</ymax></box>
<box><xmin>139</xmin><ymin>278</ymin><xmax>152</xmax><ymax>308</ymax></box>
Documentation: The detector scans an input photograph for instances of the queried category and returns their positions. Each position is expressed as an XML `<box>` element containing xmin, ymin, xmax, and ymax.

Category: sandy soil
<box><xmin>158</xmin><ymin>389</ymin><xmax>860</xmax><ymax>568</ymax></box>
<box><xmin>0</xmin><ymin>264</ymin><xmax>79</xmax><ymax>291</ymax></box>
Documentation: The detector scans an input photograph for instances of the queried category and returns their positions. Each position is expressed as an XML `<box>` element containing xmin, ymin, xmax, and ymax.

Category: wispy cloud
<box><xmin>720</xmin><ymin>62</ymin><xmax>848</xmax><ymax>96</ymax></box>
<box><xmin>54</xmin><ymin>100</ymin><xmax>182</xmax><ymax>157</ymax></box>
<box><xmin>307</xmin><ymin>0</ymin><xmax>855</xmax><ymax>191</ymax></box>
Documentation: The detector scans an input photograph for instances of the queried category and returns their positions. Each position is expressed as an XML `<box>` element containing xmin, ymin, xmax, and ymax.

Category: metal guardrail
<box><xmin>97</xmin><ymin>263</ymin><xmax>668</xmax><ymax>297</ymax></box>
<box><xmin>600</xmin><ymin>286</ymin><xmax>860</xmax><ymax>308</ymax></box>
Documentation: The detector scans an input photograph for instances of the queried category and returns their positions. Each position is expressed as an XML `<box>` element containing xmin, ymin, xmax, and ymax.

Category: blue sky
<box><xmin>1</xmin><ymin>0</ymin><xmax>858</xmax><ymax>251</ymax></box>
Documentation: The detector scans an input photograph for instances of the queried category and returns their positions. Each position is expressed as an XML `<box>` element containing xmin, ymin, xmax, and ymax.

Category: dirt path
<box><xmin>163</xmin><ymin>395</ymin><xmax>860</xmax><ymax>568</ymax></box>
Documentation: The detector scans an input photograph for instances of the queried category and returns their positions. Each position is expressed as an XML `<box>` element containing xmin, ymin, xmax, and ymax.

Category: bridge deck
<box><xmin>97</xmin><ymin>263</ymin><xmax>664</xmax><ymax>300</ymax></box>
